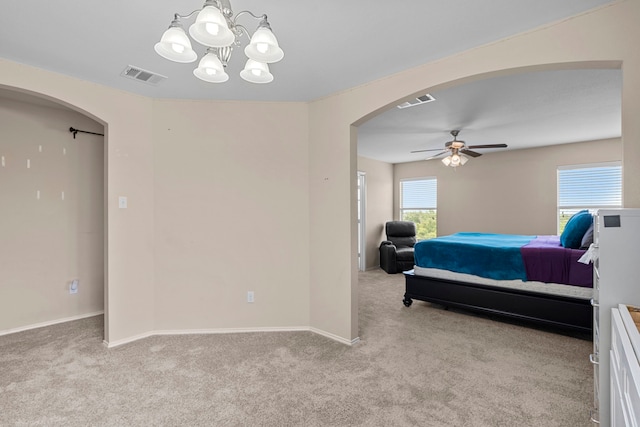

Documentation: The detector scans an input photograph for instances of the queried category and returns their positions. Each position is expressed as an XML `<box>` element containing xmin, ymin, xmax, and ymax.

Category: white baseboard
<box><xmin>0</xmin><ymin>314</ymin><xmax>360</xmax><ymax>348</ymax></box>
<box><xmin>105</xmin><ymin>326</ymin><xmax>359</xmax><ymax>348</ymax></box>
<box><xmin>103</xmin><ymin>331</ymin><xmax>155</xmax><ymax>348</ymax></box>
<box><xmin>0</xmin><ymin>311</ymin><xmax>104</xmax><ymax>337</ymax></box>
<box><xmin>154</xmin><ymin>326</ymin><xmax>311</xmax><ymax>337</ymax></box>
<box><xmin>105</xmin><ymin>326</ymin><xmax>310</xmax><ymax>348</ymax></box>
<box><xmin>310</xmin><ymin>327</ymin><xmax>360</xmax><ymax>346</ymax></box>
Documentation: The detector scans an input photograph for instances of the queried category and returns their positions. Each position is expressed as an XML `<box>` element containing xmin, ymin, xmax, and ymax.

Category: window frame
<box><xmin>399</xmin><ymin>177</ymin><xmax>437</xmax><ymax>240</ymax></box>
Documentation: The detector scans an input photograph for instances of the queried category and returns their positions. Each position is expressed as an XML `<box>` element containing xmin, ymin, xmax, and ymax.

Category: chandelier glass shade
<box><xmin>154</xmin><ymin>27</ymin><xmax>198</xmax><ymax>63</ymax></box>
<box><xmin>154</xmin><ymin>0</ymin><xmax>284</xmax><ymax>84</ymax></box>
<box><xmin>244</xmin><ymin>27</ymin><xmax>285</xmax><ymax>63</ymax></box>
<box><xmin>193</xmin><ymin>50</ymin><xmax>229</xmax><ymax>82</ymax></box>
<box><xmin>239</xmin><ymin>59</ymin><xmax>273</xmax><ymax>84</ymax></box>
<box><xmin>189</xmin><ymin>5</ymin><xmax>235</xmax><ymax>47</ymax></box>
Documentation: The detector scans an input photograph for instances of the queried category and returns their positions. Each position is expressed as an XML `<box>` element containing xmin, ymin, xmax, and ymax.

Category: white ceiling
<box><xmin>0</xmin><ymin>0</ymin><xmax>621</xmax><ymax>163</ymax></box>
<box><xmin>358</xmin><ymin>68</ymin><xmax>622</xmax><ymax>163</ymax></box>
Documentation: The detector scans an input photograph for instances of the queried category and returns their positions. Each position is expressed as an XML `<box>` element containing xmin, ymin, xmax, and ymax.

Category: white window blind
<box><xmin>557</xmin><ymin>162</ymin><xmax>621</xmax><ymax>233</ymax></box>
<box><xmin>400</xmin><ymin>178</ymin><xmax>437</xmax><ymax>210</ymax></box>
<box><xmin>558</xmin><ymin>163</ymin><xmax>622</xmax><ymax>209</ymax></box>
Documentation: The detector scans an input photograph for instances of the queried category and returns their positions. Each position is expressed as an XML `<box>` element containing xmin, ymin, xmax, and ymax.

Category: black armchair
<box><xmin>379</xmin><ymin>221</ymin><xmax>416</xmax><ymax>274</ymax></box>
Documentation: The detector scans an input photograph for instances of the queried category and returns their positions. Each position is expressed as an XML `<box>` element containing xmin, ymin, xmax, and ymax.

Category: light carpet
<box><xmin>0</xmin><ymin>269</ymin><xmax>592</xmax><ymax>426</ymax></box>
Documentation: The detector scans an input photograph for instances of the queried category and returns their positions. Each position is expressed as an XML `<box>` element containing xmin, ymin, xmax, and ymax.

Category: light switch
<box><xmin>118</xmin><ymin>196</ymin><xmax>128</xmax><ymax>209</ymax></box>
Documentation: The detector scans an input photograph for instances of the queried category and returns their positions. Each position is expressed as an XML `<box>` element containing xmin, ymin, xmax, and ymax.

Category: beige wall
<box><xmin>0</xmin><ymin>61</ymin><xmax>156</xmax><ymax>344</ymax></box>
<box><xmin>357</xmin><ymin>156</ymin><xmax>393</xmax><ymax>269</ymax></box>
<box><xmin>0</xmin><ymin>0</ymin><xmax>638</xmax><ymax>346</ymax></box>
<box><xmin>309</xmin><ymin>1</ymin><xmax>640</xmax><ymax>342</ymax></box>
<box><xmin>0</xmin><ymin>61</ymin><xmax>312</xmax><ymax>343</ymax></box>
<box><xmin>0</xmin><ymin>98</ymin><xmax>104</xmax><ymax>332</ymax></box>
<box><xmin>395</xmin><ymin>139</ymin><xmax>622</xmax><ymax>237</ymax></box>
<box><xmin>152</xmin><ymin>99</ymin><xmax>310</xmax><ymax>330</ymax></box>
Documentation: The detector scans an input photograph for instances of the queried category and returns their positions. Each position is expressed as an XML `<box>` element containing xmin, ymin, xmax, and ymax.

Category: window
<box><xmin>557</xmin><ymin>162</ymin><xmax>622</xmax><ymax>233</ymax></box>
<box><xmin>400</xmin><ymin>178</ymin><xmax>437</xmax><ymax>240</ymax></box>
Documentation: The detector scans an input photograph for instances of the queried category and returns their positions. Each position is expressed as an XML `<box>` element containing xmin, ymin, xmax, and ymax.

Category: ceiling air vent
<box><xmin>397</xmin><ymin>93</ymin><xmax>436</xmax><ymax>109</ymax></box>
<box><xmin>120</xmin><ymin>65</ymin><xmax>167</xmax><ymax>85</ymax></box>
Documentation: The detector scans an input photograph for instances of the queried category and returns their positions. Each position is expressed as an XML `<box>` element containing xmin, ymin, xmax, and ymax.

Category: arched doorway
<box><xmin>351</xmin><ymin>61</ymin><xmax>622</xmax><ymax>340</ymax></box>
<box><xmin>0</xmin><ymin>87</ymin><xmax>107</xmax><ymax>340</ymax></box>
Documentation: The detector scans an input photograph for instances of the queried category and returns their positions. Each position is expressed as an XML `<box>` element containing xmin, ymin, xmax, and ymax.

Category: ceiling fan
<box><xmin>411</xmin><ymin>130</ymin><xmax>508</xmax><ymax>167</ymax></box>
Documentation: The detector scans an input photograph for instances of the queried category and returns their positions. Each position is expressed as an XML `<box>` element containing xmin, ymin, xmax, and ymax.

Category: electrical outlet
<box><xmin>247</xmin><ymin>291</ymin><xmax>254</xmax><ymax>303</ymax></box>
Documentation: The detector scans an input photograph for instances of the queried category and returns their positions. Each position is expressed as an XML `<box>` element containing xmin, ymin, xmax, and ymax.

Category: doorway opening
<box><xmin>0</xmin><ymin>88</ymin><xmax>106</xmax><ymax>340</ymax></box>
<box><xmin>357</xmin><ymin>171</ymin><xmax>366</xmax><ymax>271</ymax></box>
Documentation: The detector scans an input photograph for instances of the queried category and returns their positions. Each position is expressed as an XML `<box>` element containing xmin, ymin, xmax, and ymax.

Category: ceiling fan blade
<box><xmin>425</xmin><ymin>150</ymin><xmax>449</xmax><ymax>160</ymax></box>
<box><xmin>466</xmin><ymin>144</ymin><xmax>508</xmax><ymax>149</ymax></box>
<box><xmin>461</xmin><ymin>149</ymin><xmax>482</xmax><ymax>158</ymax></box>
<box><xmin>410</xmin><ymin>148</ymin><xmax>449</xmax><ymax>153</ymax></box>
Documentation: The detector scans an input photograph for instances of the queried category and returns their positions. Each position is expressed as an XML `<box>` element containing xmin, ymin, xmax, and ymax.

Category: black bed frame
<box><xmin>403</xmin><ymin>271</ymin><xmax>593</xmax><ymax>334</ymax></box>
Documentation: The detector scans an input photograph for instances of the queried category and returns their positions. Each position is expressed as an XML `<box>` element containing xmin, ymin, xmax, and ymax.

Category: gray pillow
<box><xmin>580</xmin><ymin>223</ymin><xmax>594</xmax><ymax>249</ymax></box>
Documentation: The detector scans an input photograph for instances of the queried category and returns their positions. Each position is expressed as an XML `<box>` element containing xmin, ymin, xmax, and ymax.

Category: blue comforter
<box><xmin>413</xmin><ymin>232</ymin><xmax>535</xmax><ymax>281</ymax></box>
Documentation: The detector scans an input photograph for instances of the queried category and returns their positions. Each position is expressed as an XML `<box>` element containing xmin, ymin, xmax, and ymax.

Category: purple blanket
<box><xmin>520</xmin><ymin>235</ymin><xmax>592</xmax><ymax>288</ymax></box>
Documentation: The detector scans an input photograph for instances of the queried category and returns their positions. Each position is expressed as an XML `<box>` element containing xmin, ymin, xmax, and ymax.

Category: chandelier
<box><xmin>154</xmin><ymin>0</ymin><xmax>284</xmax><ymax>84</ymax></box>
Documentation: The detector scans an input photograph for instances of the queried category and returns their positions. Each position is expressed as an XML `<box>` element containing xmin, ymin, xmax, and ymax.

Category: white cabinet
<box><xmin>610</xmin><ymin>305</ymin><xmax>640</xmax><ymax>427</ymax></box>
<box><xmin>591</xmin><ymin>209</ymin><xmax>640</xmax><ymax>425</ymax></box>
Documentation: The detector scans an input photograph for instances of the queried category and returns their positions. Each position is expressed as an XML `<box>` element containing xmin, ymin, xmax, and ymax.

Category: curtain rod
<box><xmin>69</xmin><ymin>127</ymin><xmax>104</xmax><ymax>139</ymax></box>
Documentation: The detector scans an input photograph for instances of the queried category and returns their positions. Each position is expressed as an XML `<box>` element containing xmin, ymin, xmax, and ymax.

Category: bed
<box><xmin>402</xmin><ymin>229</ymin><xmax>595</xmax><ymax>334</ymax></box>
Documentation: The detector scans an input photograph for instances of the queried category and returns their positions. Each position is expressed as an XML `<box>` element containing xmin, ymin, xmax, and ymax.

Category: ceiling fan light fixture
<box><xmin>442</xmin><ymin>153</ymin><xmax>467</xmax><ymax>168</ymax></box>
<box><xmin>415</xmin><ymin>130</ymin><xmax>507</xmax><ymax>168</ymax></box>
